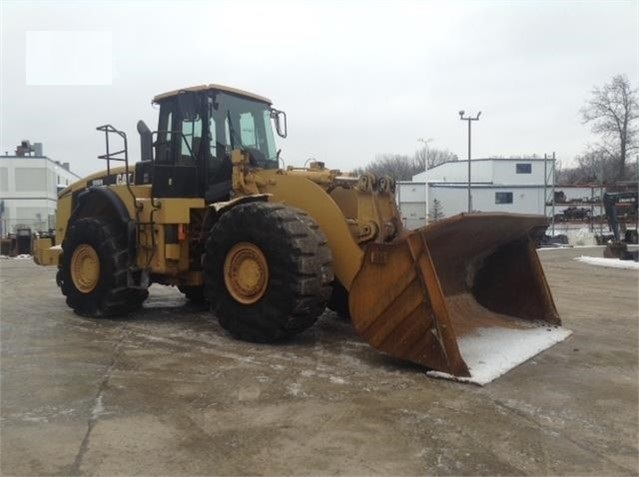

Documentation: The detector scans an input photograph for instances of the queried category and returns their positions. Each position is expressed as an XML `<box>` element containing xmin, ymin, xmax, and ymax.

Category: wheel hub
<box><xmin>223</xmin><ymin>242</ymin><xmax>269</xmax><ymax>304</ymax></box>
<box><xmin>70</xmin><ymin>244</ymin><xmax>100</xmax><ymax>293</ymax></box>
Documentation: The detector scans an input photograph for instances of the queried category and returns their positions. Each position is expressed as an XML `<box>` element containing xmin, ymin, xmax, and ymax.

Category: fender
<box><xmin>209</xmin><ymin>193</ymin><xmax>271</xmax><ymax>215</ymax></box>
<box><xmin>69</xmin><ymin>186</ymin><xmax>132</xmax><ymax>225</ymax></box>
<box><xmin>201</xmin><ymin>194</ymin><xmax>271</xmax><ymax>244</ymax></box>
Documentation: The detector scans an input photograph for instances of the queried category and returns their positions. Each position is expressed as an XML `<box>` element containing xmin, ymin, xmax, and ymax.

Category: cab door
<box><xmin>152</xmin><ymin>93</ymin><xmax>203</xmax><ymax>198</ymax></box>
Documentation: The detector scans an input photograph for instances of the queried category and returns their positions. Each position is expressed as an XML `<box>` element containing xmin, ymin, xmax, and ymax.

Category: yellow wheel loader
<box><xmin>33</xmin><ymin>84</ymin><xmax>570</xmax><ymax>384</ymax></box>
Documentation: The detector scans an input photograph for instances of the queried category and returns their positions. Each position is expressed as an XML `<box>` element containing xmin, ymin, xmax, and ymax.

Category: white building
<box><xmin>398</xmin><ymin>158</ymin><xmax>554</xmax><ymax>229</ymax></box>
<box><xmin>0</xmin><ymin>141</ymin><xmax>80</xmax><ymax>236</ymax></box>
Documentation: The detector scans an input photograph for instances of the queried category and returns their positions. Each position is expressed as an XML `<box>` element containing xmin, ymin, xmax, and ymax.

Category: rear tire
<box><xmin>60</xmin><ymin>218</ymin><xmax>148</xmax><ymax>317</ymax></box>
<box><xmin>204</xmin><ymin>202</ymin><xmax>333</xmax><ymax>342</ymax></box>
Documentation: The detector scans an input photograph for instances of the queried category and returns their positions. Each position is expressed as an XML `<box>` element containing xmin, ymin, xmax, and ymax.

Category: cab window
<box><xmin>180</xmin><ymin>116</ymin><xmax>202</xmax><ymax>160</ymax></box>
<box><xmin>239</xmin><ymin>112</ymin><xmax>257</xmax><ymax>147</ymax></box>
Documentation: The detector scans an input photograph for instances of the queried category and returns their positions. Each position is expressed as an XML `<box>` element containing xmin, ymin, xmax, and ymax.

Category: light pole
<box><xmin>459</xmin><ymin>110</ymin><xmax>481</xmax><ymax>212</ymax></box>
<box><xmin>417</xmin><ymin>137</ymin><xmax>433</xmax><ymax>170</ymax></box>
<box><xmin>417</xmin><ymin>137</ymin><xmax>432</xmax><ymax>223</ymax></box>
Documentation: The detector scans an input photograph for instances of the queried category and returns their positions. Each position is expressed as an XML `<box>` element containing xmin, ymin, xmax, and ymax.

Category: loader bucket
<box><xmin>349</xmin><ymin>213</ymin><xmax>571</xmax><ymax>384</ymax></box>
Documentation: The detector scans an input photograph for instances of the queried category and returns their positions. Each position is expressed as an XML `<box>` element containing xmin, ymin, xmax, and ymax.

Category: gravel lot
<box><xmin>1</xmin><ymin>246</ymin><xmax>637</xmax><ymax>476</ymax></box>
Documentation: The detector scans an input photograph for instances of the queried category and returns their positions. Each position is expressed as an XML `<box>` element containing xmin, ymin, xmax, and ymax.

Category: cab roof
<box><xmin>153</xmin><ymin>84</ymin><xmax>272</xmax><ymax>105</ymax></box>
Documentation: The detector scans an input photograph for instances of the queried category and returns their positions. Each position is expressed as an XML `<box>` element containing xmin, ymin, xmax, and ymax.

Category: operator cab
<box><xmin>135</xmin><ymin>84</ymin><xmax>287</xmax><ymax>202</ymax></box>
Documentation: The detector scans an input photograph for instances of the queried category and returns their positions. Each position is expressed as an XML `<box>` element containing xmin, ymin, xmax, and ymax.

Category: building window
<box><xmin>0</xmin><ymin>167</ymin><xmax>8</xmax><ymax>191</ymax></box>
<box><xmin>516</xmin><ymin>163</ymin><xmax>532</xmax><ymax>174</ymax></box>
<box><xmin>15</xmin><ymin>168</ymin><xmax>46</xmax><ymax>191</ymax></box>
<box><xmin>495</xmin><ymin>192</ymin><xmax>513</xmax><ymax>204</ymax></box>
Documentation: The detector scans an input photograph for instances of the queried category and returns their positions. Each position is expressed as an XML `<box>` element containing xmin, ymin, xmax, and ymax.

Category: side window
<box><xmin>207</xmin><ymin>115</ymin><xmax>223</xmax><ymax>169</ymax></box>
<box><xmin>209</xmin><ymin>117</ymin><xmax>217</xmax><ymax>157</ymax></box>
<box><xmin>225</xmin><ymin>117</ymin><xmax>232</xmax><ymax>150</ymax></box>
<box><xmin>495</xmin><ymin>192</ymin><xmax>513</xmax><ymax>204</ymax></box>
<box><xmin>180</xmin><ymin>116</ymin><xmax>202</xmax><ymax>159</ymax></box>
<box><xmin>516</xmin><ymin>163</ymin><xmax>532</xmax><ymax>174</ymax></box>
<box><xmin>166</xmin><ymin>112</ymin><xmax>172</xmax><ymax>144</ymax></box>
<box><xmin>156</xmin><ymin>104</ymin><xmax>173</xmax><ymax>163</ymax></box>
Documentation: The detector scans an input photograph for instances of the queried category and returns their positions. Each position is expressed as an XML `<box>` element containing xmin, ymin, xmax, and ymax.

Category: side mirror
<box><xmin>271</xmin><ymin>109</ymin><xmax>288</xmax><ymax>138</ymax></box>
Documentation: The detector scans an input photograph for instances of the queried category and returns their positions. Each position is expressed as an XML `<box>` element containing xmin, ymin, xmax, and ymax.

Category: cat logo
<box><xmin>116</xmin><ymin>173</ymin><xmax>133</xmax><ymax>185</ymax></box>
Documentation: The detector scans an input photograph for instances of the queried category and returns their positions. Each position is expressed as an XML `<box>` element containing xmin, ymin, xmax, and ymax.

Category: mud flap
<box><xmin>348</xmin><ymin>213</ymin><xmax>572</xmax><ymax>384</ymax></box>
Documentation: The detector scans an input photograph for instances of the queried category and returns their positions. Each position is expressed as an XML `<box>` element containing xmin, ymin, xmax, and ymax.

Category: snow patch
<box><xmin>427</xmin><ymin>325</ymin><xmax>573</xmax><ymax>386</ymax></box>
<box><xmin>329</xmin><ymin>376</ymin><xmax>347</xmax><ymax>385</ymax></box>
<box><xmin>0</xmin><ymin>254</ymin><xmax>32</xmax><ymax>259</ymax></box>
<box><xmin>545</xmin><ymin>227</ymin><xmax>599</xmax><ymax>246</ymax></box>
<box><xmin>21</xmin><ymin>415</ymin><xmax>48</xmax><ymax>423</ymax></box>
<box><xmin>537</xmin><ymin>245</ymin><xmax>573</xmax><ymax>251</ymax></box>
<box><xmin>91</xmin><ymin>394</ymin><xmax>104</xmax><ymax>420</ymax></box>
<box><xmin>572</xmin><ymin>228</ymin><xmax>597</xmax><ymax>246</ymax></box>
<box><xmin>575</xmin><ymin>256</ymin><xmax>639</xmax><ymax>270</ymax></box>
<box><xmin>538</xmin><ymin>245</ymin><xmax>606</xmax><ymax>252</ymax></box>
<box><xmin>287</xmin><ymin>382</ymin><xmax>303</xmax><ymax>397</ymax></box>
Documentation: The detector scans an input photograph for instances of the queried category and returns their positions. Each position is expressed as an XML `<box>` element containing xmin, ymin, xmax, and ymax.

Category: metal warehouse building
<box><xmin>397</xmin><ymin>157</ymin><xmax>555</xmax><ymax>229</ymax></box>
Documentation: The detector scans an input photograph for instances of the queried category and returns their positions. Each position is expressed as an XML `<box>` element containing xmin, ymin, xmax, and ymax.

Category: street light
<box><xmin>417</xmin><ymin>137</ymin><xmax>433</xmax><ymax>170</ymax></box>
<box><xmin>459</xmin><ymin>110</ymin><xmax>481</xmax><ymax>212</ymax></box>
<box><xmin>417</xmin><ymin>138</ymin><xmax>433</xmax><ymax>223</ymax></box>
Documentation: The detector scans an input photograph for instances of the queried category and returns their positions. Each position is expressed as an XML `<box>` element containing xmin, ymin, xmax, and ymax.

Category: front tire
<box><xmin>204</xmin><ymin>202</ymin><xmax>333</xmax><ymax>342</ymax></box>
<box><xmin>60</xmin><ymin>218</ymin><xmax>147</xmax><ymax>317</ymax></box>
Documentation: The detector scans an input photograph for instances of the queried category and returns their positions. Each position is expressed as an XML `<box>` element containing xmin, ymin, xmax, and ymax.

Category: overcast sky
<box><xmin>1</xmin><ymin>0</ymin><xmax>637</xmax><ymax>178</ymax></box>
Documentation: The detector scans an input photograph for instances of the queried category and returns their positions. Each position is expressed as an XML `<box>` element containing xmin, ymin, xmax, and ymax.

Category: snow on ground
<box><xmin>427</xmin><ymin>325</ymin><xmax>573</xmax><ymax>386</ymax></box>
<box><xmin>538</xmin><ymin>245</ymin><xmax>611</xmax><ymax>252</ymax></box>
<box><xmin>575</xmin><ymin>256</ymin><xmax>639</xmax><ymax>270</ymax></box>
<box><xmin>547</xmin><ymin>227</ymin><xmax>606</xmax><ymax>246</ymax></box>
<box><xmin>565</xmin><ymin>228</ymin><xmax>598</xmax><ymax>246</ymax></box>
<box><xmin>0</xmin><ymin>254</ymin><xmax>32</xmax><ymax>260</ymax></box>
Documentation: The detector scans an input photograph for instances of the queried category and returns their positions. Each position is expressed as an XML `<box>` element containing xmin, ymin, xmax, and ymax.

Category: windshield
<box><xmin>211</xmin><ymin>93</ymin><xmax>278</xmax><ymax>168</ymax></box>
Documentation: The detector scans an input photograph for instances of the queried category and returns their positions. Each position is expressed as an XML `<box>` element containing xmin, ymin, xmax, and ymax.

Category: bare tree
<box><xmin>355</xmin><ymin>154</ymin><xmax>416</xmax><ymax>180</ymax></box>
<box><xmin>581</xmin><ymin>74</ymin><xmax>638</xmax><ymax>180</ymax></box>
<box><xmin>555</xmin><ymin>149</ymin><xmax>638</xmax><ymax>185</ymax></box>
<box><xmin>414</xmin><ymin>146</ymin><xmax>458</xmax><ymax>170</ymax></box>
<box><xmin>357</xmin><ymin>148</ymin><xmax>458</xmax><ymax>180</ymax></box>
<box><xmin>489</xmin><ymin>154</ymin><xmax>540</xmax><ymax>159</ymax></box>
<box><xmin>429</xmin><ymin>198</ymin><xmax>445</xmax><ymax>222</ymax></box>
<box><xmin>576</xmin><ymin>149</ymin><xmax>619</xmax><ymax>184</ymax></box>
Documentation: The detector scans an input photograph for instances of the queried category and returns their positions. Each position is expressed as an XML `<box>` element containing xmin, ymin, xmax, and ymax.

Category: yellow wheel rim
<box><xmin>223</xmin><ymin>242</ymin><xmax>269</xmax><ymax>305</ymax></box>
<box><xmin>70</xmin><ymin>244</ymin><xmax>100</xmax><ymax>293</ymax></box>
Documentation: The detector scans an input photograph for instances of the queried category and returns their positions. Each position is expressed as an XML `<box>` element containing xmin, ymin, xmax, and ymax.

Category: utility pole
<box><xmin>459</xmin><ymin>110</ymin><xmax>481</xmax><ymax>212</ymax></box>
